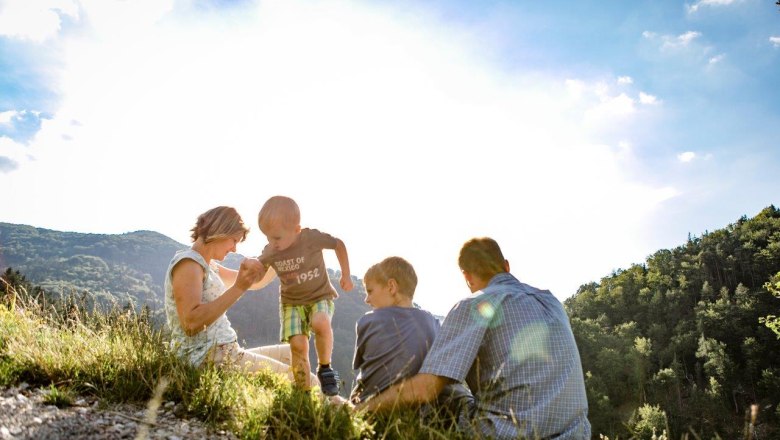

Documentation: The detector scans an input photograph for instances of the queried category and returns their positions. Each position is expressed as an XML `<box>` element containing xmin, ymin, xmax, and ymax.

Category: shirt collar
<box><xmin>468</xmin><ymin>272</ymin><xmax>516</xmax><ymax>297</ymax></box>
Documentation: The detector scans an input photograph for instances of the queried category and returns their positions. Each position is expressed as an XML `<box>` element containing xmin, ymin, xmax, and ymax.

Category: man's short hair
<box><xmin>364</xmin><ymin>256</ymin><xmax>418</xmax><ymax>298</ymax></box>
<box><xmin>458</xmin><ymin>237</ymin><xmax>507</xmax><ymax>281</ymax></box>
<box><xmin>258</xmin><ymin>196</ymin><xmax>301</xmax><ymax>230</ymax></box>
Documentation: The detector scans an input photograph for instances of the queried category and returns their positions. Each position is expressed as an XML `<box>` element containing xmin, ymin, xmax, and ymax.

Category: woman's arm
<box><xmin>171</xmin><ymin>258</ymin><xmax>264</xmax><ymax>336</ymax></box>
<box><xmin>215</xmin><ymin>260</ymin><xmax>277</xmax><ymax>290</ymax></box>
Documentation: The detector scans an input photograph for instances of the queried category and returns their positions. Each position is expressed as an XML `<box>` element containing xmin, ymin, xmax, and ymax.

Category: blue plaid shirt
<box><xmin>420</xmin><ymin>273</ymin><xmax>590</xmax><ymax>439</ymax></box>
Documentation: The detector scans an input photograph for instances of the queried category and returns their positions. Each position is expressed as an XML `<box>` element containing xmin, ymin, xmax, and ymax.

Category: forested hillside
<box><xmin>566</xmin><ymin>206</ymin><xmax>780</xmax><ymax>438</ymax></box>
<box><xmin>0</xmin><ymin>223</ymin><xmax>185</xmax><ymax>307</ymax></box>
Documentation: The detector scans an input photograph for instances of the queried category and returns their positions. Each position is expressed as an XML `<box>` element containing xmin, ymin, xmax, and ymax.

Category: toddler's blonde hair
<box><xmin>258</xmin><ymin>196</ymin><xmax>300</xmax><ymax>230</ymax></box>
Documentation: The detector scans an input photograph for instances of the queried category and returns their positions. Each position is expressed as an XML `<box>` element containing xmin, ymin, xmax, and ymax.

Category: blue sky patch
<box><xmin>0</xmin><ymin>110</ymin><xmax>48</xmax><ymax>144</ymax></box>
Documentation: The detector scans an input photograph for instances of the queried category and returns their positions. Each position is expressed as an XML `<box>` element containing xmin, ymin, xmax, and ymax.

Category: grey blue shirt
<box><xmin>164</xmin><ymin>249</ymin><xmax>238</xmax><ymax>366</ymax></box>
<box><xmin>419</xmin><ymin>273</ymin><xmax>591</xmax><ymax>439</ymax></box>
<box><xmin>351</xmin><ymin>306</ymin><xmax>439</xmax><ymax>403</ymax></box>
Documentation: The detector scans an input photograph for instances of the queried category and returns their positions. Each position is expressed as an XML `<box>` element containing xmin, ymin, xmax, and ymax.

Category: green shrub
<box><xmin>43</xmin><ymin>383</ymin><xmax>75</xmax><ymax>408</ymax></box>
<box><xmin>630</xmin><ymin>404</ymin><xmax>668</xmax><ymax>440</ymax></box>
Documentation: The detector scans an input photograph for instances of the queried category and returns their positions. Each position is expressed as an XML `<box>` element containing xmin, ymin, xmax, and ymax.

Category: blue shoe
<box><xmin>317</xmin><ymin>366</ymin><xmax>340</xmax><ymax>396</ymax></box>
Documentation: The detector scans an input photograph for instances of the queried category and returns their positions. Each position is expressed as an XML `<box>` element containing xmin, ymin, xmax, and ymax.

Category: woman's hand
<box><xmin>235</xmin><ymin>258</ymin><xmax>265</xmax><ymax>290</ymax></box>
<box><xmin>172</xmin><ymin>257</ymin><xmax>265</xmax><ymax>337</ymax></box>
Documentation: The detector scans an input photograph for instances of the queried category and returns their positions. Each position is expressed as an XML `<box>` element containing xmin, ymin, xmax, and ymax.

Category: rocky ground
<box><xmin>0</xmin><ymin>384</ymin><xmax>237</xmax><ymax>439</ymax></box>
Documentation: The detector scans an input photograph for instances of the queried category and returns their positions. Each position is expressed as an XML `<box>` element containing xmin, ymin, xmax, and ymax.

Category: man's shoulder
<box><xmin>441</xmin><ymin>277</ymin><xmax>541</xmax><ymax>324</ymax></box>
<box><xmin>481</xmin><ymin>274</ymin><xmax>552</xmax><ymax>298</ymax></box>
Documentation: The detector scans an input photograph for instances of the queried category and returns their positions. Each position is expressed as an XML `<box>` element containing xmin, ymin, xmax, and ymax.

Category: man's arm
<box><xmin>354</xmin><ymin>373</ymin><xmax>450</xmax><ymax>412</ymax></box>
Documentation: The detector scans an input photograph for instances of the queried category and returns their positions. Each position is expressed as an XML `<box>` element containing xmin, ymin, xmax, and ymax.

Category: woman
<box><xmin>164</xmin><ymin>205</ymin><xmax>317</xmax><ymax>383</ymax></box>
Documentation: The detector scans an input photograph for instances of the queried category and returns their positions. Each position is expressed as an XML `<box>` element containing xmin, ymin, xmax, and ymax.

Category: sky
<box><xmin>1</xmin><ymin>0</ymin><xmax>779</xmax><ymax>316</ymax></box>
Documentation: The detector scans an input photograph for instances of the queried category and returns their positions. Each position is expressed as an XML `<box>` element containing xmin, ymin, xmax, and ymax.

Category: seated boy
<box><xmin>258</xmin><ymin>195</ymin><xmax>354</xmax><ymax>396</ymax></box>
<box><xmin>350</xmin><ymin>256</ymin><xmax>440</xmax><ymax>403</ymax></box>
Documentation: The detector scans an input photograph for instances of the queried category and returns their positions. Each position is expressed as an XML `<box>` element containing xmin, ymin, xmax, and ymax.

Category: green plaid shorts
<box><xmin>280</xmin><ymin>299</ymin><xmax>334</xmax><ymax>342</ymax></box>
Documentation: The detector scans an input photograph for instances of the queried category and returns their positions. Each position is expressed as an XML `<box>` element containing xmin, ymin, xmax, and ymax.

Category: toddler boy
<box><xmin>258</xmin><ymin>196</ymin><xmax>354</xmax><ymax>396</ymax></box>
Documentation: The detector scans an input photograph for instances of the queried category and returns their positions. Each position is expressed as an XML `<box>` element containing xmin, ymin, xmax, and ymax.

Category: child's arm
<box><xmin>215</xmin><ymin>260</ymin><xmax>277</xmax><ymax>290</ymax></box>
<box><xmin>334</xmin><ymin>238</ymin><xmax>353</xmax><ymax>291</ymax></box>
<box><xmin>250</xmin><ymin>265</ymin><xmax>277</xmax><ymax>290</ymax></box>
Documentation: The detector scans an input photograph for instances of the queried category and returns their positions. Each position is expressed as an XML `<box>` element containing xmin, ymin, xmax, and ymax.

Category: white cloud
<box><xmin>0</xmin><ymin>110</ymin><xmax>19</xmax><ymax>124</ymax></box>
<box><xmin>639</xmin><ymin>92</ymin><xmax>659</xmax><ymax>105</ymax></box>
<box><xmin>643</xmin><ymin>30</ymin><xmax>718</xmax><ymax>66</ymax></box>
<box><xmin>565</xmin><ymin>79</ymin><xmax>661</xmax><ymax>127</ymax></box>
<box><xmin>770</xmin><ymin>36</ymin><xmax>780</xmax><ymax>48</ymax></box>
<box><xmin>687</xmin><ymin>0</ymin><xmax>741</xmax><ymax>14</ymax></box>
<box><xmin>617</xmin><ymin>76</ymin><xmax>633</xmax><ymax>85</ymax></box>
<box><xmin>644</xmin><ymin>30</ymin><xmax>702</xmax><ymax>51</ymax></box>
<box><xmin>678</xmin><ymin>152</ymin><xmax>696</xmax><ymax>163</ymax></box>
<box><xmin>667</xmin><ymin>31</ymin><xmax>701</xmax><ymax>49</ymax></box>
<box><xmin>0</xmin><ymin>135</ymin><xmax>31</xmax><ymax>167</ymax></box>
<box><xmin>0</xmin><ymin>0</ymin><xmax>79</xmax><ymax>42</ymax></box>
<box><xmin>585</xmin><ymin>93</ymin><xmax>636</xmax><ymax>124</ymax></box>
<box><xmin>565</xmin><ymin>79</ymin><xmax>586</xmax><ymax>99</ymax></box>
<box><xmin>0</xmin><ymin>0</ymin><xmax>677</xmax><ymax>313</ymax></box>
<box><xmin>0</xmin><ymin>110</ymin><xmax>38</xmax><ymax>125</ymax></box>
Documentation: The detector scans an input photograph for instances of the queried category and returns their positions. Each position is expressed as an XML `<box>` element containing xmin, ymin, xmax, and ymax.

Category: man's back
<box><xmin>421</xmin><ymin>273</ymin><xmax>591</xmax><ymax>439</ymax></box>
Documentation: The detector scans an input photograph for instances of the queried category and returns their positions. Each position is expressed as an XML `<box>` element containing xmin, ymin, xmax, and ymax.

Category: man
<box><xmin>356</xmin><ymin>237</ymin><xmax>590</xmax><ymax>439</ymax></box>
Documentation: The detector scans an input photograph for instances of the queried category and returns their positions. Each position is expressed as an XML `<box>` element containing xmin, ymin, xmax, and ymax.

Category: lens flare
<box><xmin>510</xmin><ymin>322</ymin><xmax>551</xmax><ymax>363</ymax></box>
<box><xmin>477</xmin><ymin>301</ymin><xmax>495</xmax><ymax>320</ymax></box>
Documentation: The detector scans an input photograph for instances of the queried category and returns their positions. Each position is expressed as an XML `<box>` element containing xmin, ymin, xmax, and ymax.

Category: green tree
<box><xmin>760</xmin><ymin>272</ymin><xmax>780</xmax><ymax>338</ymax></box>
<box><xmin>566</xmin><ymin>206</ymin><xmax>780</xmax><ymax>439</ymax></box>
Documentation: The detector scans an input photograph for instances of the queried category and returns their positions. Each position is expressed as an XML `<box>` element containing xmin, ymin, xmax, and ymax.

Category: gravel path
<box><xmin>0</xmin><ymin>384</ymin><xmax>237</xmax><ymax>439</ymax></box>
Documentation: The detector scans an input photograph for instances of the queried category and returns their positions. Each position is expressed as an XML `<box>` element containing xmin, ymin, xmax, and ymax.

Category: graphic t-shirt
<box><xmin>259</xmin><ymin>228</ymin><xmax>339</xmax><ymax>305</ymax></box>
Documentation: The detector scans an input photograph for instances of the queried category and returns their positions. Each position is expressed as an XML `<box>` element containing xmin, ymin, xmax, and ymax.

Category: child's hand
<box><xmin>340</xmin><ymin>275</ymin><xmax>354</xmax><ymax>292</ymax></box>
<box><xmin>236</xmin><ymin>258</ymin><xmax>265</xmax><ymax>290</ymax></box>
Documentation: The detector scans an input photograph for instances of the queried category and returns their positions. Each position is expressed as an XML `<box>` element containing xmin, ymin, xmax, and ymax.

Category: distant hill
<box><xmin>0</xmin><ymin>223</ymin><xmax>185</xmax><ymax>307</ymax></box>
<box><xmin>0</xmin><ymin>222</ymin><xmax>371</xmax><ymax>391</ymax></box>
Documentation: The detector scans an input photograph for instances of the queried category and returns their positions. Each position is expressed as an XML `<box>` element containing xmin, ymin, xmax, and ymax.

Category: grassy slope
<box><xmin>0</xmin><ymin>283</ymin><xmax>464</xmax><ymax>440</ymax></box>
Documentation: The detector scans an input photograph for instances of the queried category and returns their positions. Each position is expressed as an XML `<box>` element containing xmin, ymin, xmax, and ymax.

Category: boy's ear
<box><xmin>387</xmin><ymin>278</ymin><xmax>399</xmax><ymax>295</ymax></box>
<box><xmin>295</xmin><ymin>224</ymin><xmax>302</xmax><ymax>233</ymax></box>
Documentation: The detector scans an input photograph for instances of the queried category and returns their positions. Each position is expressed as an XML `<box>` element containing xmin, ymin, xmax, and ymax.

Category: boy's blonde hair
<box><xmin>364</xmin><ymin>257</ymin><xmax>418</xmax><ymax>298</ymax></box>
<box><xmin>258</xmin><ymin>196</ymin><xmax>301</xmax><ymax>230</ymax></box>
<box><xmin>190</xmin><ymin>206</ymin><xmax>249</xmax><ymax>244</ymax></box>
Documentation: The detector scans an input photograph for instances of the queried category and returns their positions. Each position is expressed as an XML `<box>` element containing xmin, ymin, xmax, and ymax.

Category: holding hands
<box><xmin>235</xmin><ymin>257</ymin><xmax>266</xmax><ymax>290</ymax></box>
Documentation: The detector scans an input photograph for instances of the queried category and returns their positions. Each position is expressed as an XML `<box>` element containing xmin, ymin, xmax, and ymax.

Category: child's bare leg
<box><xmin>288</xmin><ymin>334</ymin><xmax>311</xmax><ymax>389</ymax></box>
<box><xmin>246</xmin><ymin>345</ymin><xmax>319</xmax><ymax>386</ymax></box>
<box><xmin>311</xmin><ymin>311</ymin><xmax>333</xmax><ymax>365</ymax></box>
